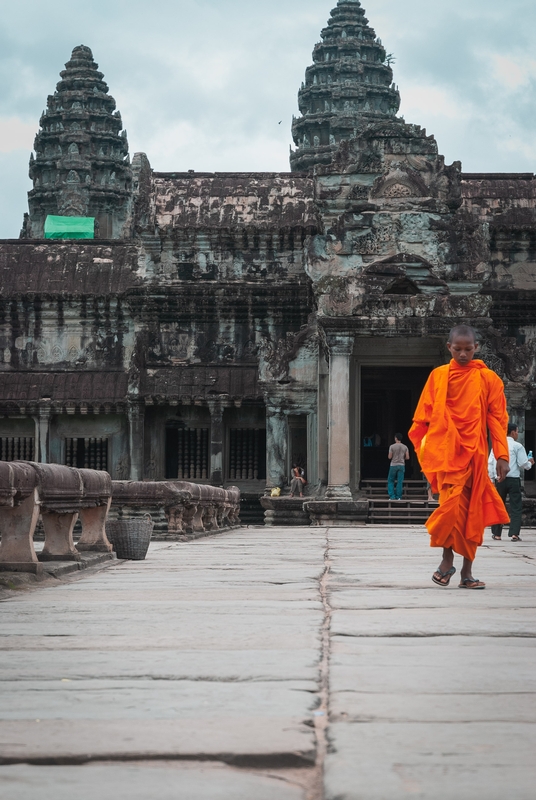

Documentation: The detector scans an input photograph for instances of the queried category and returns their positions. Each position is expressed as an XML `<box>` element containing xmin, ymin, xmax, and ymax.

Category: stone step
<box><xmin>239</xmin><ymin>493</ymin><xmax>265</xmax><ymax>525</ymax></box>
<box><xmin>368</xmin><ymin>499</ymin><xmax>438</xmax><ymax>525</ymax></box>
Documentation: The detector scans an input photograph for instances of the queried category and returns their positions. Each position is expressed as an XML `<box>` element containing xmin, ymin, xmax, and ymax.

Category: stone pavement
<box><xmin>0</xmin><ymin>526</ymin><xmax>535</xmax><ymax>799</ymax></box>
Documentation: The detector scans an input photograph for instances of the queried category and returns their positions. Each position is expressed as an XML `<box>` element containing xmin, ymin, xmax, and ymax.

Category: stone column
<box><xmin>326</xmin><ymin>333</ymin><xmax>354</xmax><ymax>500</ymax></box>
<box><xmin>505</xmin><ymin>386</ymin><xmax>532</xmax><ymax>496</ymax></box>
<box><xmin>35</xmin><ymin>408</ymin><xmax>51</xmax><ymax>464</ymax></box>
<box><xmin>506</xmin><ymin>385</ymin><xmax>530</xmax><ymax>445</ymax></box>
<box><xmin>317</xmin><ymin>356</ymin><xmax>329</xmax><ymax>486</ymax></box>
<box><xmin>208</xmin><ymin>401</ymin><xmax>224</xmax><ymax>486</ymax></box>
<box><xmin>128</xmin><ymin>403</ymin><xmax>145</xmax><ymax>481</ymax></box>
<box><xmin>265</xmin><ymin>405</ymin><xmax>288</xmax><ymax>490</ymax></box>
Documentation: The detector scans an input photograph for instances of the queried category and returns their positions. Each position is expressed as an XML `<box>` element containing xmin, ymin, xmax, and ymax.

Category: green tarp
<box><xmin>44</xmin><ymin>215</ymin><xmax>95</xmax><ymax>240</ymax></box>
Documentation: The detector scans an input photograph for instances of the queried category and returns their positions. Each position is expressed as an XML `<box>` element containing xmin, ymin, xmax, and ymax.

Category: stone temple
<box><xmin>1</xmin><ymin>0</ymin><xmax>535</xmax><ymax>524</ymax></box>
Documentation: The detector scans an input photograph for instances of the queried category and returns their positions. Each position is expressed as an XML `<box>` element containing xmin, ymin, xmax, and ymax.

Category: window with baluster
<box><xmin>64</xmin><ymin>437</ymin><xmax>109</xmax><ymax>471</ymax></box>
<box><xmin>165</xmin><ymin>427</ymin><xmax>209</xmax><ymax>481</ymax></box>
<box><xmin>228</xmin><ymin>428</ymin><xmax>266</xmax><ymax>481</ymax></box>
<box><xmin>0</xmin><ymin>437</ymin><xmax>35</xmax><ymax>462</ymax></box>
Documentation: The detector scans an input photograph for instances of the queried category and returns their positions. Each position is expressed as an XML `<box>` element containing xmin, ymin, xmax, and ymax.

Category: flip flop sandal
<box><xmin>511</xmin><ymin>535</ymin><xmax>522</xmax><ymax>541</ymax></box>
<box><xmin>459</xmin><ymin>578</ymin><xmax>486</xmax><ymax>589</ymax></box>
<box><xmin>432</xmin><ymin>566</ymin><xmax>456</xmax><ymax>587</ymax></box>
<box><xmin>491</xmin><ymin>535</ymin><xmax>502</xmax><ymax>540</ymax></box>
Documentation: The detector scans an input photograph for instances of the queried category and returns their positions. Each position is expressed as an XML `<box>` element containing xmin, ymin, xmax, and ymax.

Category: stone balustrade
<box><xmin>0</xmin><ymin>462</ymin><xmax>241</xmax><ymax>573</ymax></box>
<box><xmin>0</xmin><ymin>461</ymin><xmax>112</xmax><ymax>573</ymax></box>
<box><xmin>110</xmin><ymin>480</ymin><xmax>241</xmax><ymax>537</ymax></box>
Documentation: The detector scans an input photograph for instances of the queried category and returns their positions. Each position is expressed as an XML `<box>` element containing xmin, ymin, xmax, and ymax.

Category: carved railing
<box><xmin>0</xmin><ymin>461</ymin><xmax>112</xmax><ymax>574</ymax></box>
<box><xmin>110</xmin><ymin>480</ymin><xmax>241</xmax><ymax>537</ymax></box>
<box><xmin>0</xmin><ymin>461</ymin><xmax>241</xmax><ymax>573</ymax></box>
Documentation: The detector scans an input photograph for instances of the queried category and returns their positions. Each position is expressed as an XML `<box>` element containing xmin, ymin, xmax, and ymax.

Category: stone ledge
<box><xmin>304</xmin><ymin>500</ymin><xmax>369</xmax><ymax>527</ymax></box>
<box><xmin>0</xmin><ymin>552</ymin><xmax>117</xmax><ymax>597</ymax></box>
<box><xmin>260</xmin><ymin>497</ymin><xmax>310</xmax><ymax>527</ymax></box>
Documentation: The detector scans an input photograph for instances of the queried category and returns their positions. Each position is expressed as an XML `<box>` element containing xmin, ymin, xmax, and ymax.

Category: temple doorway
<box><xmin>360</xmin><ymin>366</ymin><xmax>431</xmax><ymax>481</ymax></box>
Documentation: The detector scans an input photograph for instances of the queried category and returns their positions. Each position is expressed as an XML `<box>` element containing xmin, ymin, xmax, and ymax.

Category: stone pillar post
<box><xmin>265</xmin><ymin>405</ymin><xmax>288</xmax><ymax>490</ymax></box>
<box><xmin>208</xmin><ymin>401</ymin><xmax>224</xmax><ymax>486</ymax></box>
<box><xmin>128</xmin><ymin>403</ymin><xmax>145</xmax><ymax>481</ymax></box>
<box><xmin>317</xmin><ymin>356</ymin><xmax>329</xmax><ymax>486</ymax></box>
<box><xmin>35</xmin><ymin>408</ymin><xmax>51</xmax><ymax>464</ymax></box>
<box><xmin>506</xmin><ymin>385</ymin><xmax>530</xmax><ymax>445</ymax></box>
<box><xmin>326</xmin><ymin>333</ymin><xmax>354</xmax><ymax>500</ymax></box>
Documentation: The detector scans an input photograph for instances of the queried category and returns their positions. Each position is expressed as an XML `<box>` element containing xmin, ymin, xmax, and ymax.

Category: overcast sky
<box><xmin>1</xmin><ymin>0</ymin><xmax>535</xmax><ymax>238</ymax></box>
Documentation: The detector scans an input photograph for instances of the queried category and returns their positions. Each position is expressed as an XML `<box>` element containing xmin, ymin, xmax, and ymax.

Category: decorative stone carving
<box><xmin>383</xmin><ymin>183</ymin><xmax>413</xmax><ymax>198</ymax></box>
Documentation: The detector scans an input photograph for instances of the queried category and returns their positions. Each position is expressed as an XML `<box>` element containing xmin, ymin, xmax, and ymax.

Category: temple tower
<box><xmin>23</xmin><ymin>45</ymin><xmax>133</xmax><ymax>239</ymax></box>
<box><xmin>290</xmin><ymin>0</ymin><xmax>400</xmax><ymax>172</ymax></box>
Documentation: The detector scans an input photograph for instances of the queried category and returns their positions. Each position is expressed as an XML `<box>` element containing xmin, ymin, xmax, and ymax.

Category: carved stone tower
<box><xmin>24</xmin><ymin>45</ymin><xmax>133</xmax><ymax>239</ymax></box>
<box><xmin>290</xmin><ymin>0</ymin><xmax>400</xmax><ymax>172</ymax></box>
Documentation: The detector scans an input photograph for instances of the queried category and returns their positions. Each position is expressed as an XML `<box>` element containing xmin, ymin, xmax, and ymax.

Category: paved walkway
<box><xmin>0</xmin><ymin>526</ymin><xmax>535</xmax><ymax>799</ymax></box>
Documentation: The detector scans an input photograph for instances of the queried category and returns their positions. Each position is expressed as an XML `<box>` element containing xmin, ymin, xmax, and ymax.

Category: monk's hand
<box><xmin>496</xmin><ymin>458</ymin><xmax>510</xmax><ymax>483</ymax></box>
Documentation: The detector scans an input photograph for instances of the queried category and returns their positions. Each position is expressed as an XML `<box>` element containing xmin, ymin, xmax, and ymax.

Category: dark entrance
<box><xmin>360</xmin><ymin>366</ymin><xmax>431</xmax><ymax>481</ymax></box>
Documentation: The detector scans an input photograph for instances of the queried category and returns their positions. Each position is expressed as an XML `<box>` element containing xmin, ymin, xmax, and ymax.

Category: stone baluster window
<box><xmin>64</xmin><ymin>437</ymin><xmax>108</xmax><ymax>471</ymax></box>
<box><xmin>0</xmin><ymin>437</ymin><xmax>35</xmax><ymax>462</ymax></box>
<box><xmin>176</xmin><ymin>428</ymin><xmax>209</xmax><ymax>481</ymax></box>
<box><xmin>228</xmin><ymin>429</ymin><xmax>266</xmax><ymax>481</ymax></box>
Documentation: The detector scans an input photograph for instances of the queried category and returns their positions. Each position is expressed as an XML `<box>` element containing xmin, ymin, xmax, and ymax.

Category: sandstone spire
<box><xmin>25</xmin><ymin>45</ymin><xmax>132</xmax><ymax>238</ymax></box>
<box><xmin>290</xmin><ymin>0</ymin><xmax>400</xmax><ymax>172</ymax></box>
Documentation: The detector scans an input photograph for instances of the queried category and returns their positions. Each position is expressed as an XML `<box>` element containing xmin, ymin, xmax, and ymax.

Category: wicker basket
<box><xmin>105</xmin><ymin>517</ymin><xmax>153</xmax><ymax>560</ymax></box>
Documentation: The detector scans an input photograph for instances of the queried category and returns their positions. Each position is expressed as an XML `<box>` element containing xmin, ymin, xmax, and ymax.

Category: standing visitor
<box><xmin>387</xmin><ymin>433</ymin><xmax>409</xmax><ymax>500</ymax></box>
<box><xmin>409</xmin><ymin>325</ymin><xmax>510</xmax><ymax>590</ymax></box>
<box><xmin>488</xmin><ymin>423</ymin><xmax>534</xmax><ymax>541</ymax></box>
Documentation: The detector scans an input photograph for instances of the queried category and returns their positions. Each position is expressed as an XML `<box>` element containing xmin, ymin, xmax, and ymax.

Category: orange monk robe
<box><xmin>409</xmin><ymin>359</ymin><xmax>510</xmax><ymax>560</ymax></box>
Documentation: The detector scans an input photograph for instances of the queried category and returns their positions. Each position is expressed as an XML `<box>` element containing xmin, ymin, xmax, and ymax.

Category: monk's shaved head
<box><xmin>448</xmin><ymin>325</ymin><xmax>478</xmax><ymax>343</ymax></box>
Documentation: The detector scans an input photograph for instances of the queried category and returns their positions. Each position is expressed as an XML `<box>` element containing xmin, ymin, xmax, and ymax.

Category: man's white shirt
<box><xmin>488</xmin><ymin>436</ymin><xmax>532</xmax><ymax>480</ymax></box>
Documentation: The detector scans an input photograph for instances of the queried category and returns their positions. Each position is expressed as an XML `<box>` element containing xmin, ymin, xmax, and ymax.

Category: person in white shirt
<box><xmin>488</xmin><ymin>423</ymin><xmax>534</xmax><ymax>541</ymax></box>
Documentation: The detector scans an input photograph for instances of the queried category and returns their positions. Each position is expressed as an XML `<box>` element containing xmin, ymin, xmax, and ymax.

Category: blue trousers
<box><xmin>388</xmin><ymin>465</ymin><xmax>405</xmax><ymax>500</ymax></box>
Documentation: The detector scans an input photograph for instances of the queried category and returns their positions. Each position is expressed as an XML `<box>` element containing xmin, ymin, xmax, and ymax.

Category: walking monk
<box><xmin>409</xmin><ymin>326</ymin><xmax>510</xmax><ymax>589</ymax></box>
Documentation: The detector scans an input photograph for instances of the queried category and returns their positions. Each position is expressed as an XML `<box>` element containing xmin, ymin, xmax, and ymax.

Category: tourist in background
<box><xmin>387</xmin><ymin>433</ymin><xmax>409</xmax><ymax>500</ymax></box>
<box><xmin>290</xmin><ymin>464</ymin><xmax>306</xmax><ymax>498</ymax></box>
<box><xmin>488</xmin><ymin>423</ymin><xmax>534</xmax><ymax>541</ymax></box>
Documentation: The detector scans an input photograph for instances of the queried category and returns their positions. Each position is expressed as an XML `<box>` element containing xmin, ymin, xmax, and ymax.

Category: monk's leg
<box><xmin>459</xmin><ymin>557</ymin><xmax>485</xmax><ymax>588</ymax></box>
<box><xmin>461</xmin><ymin>558</ymin><xmax>474</xmax><ymax>581</ymax></box>
<box><xmin>432</xmin><ymin>548</ymin><xmax>455</xmax><ymax>584</ymax></box>
<box><xmin>438</xmin><ymin>548</ymin><xmax>454</xmax><ymax>573</ymax></box>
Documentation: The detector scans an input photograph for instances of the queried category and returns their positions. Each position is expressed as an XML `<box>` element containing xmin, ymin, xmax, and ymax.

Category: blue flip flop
<box><xmin>432</xmin><ymin>566</ymin><xmax>456</xmax><ymax>587</ymax></box>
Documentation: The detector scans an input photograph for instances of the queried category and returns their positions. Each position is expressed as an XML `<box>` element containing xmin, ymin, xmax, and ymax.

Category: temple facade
<box><xmin>1</xmin><ymin>0</ymin><xmax>535</xmax><ymax>522</ymax></box>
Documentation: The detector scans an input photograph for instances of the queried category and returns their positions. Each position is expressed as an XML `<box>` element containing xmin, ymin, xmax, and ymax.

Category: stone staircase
<box><xmin>239</xmin><ymin>492</ymin><xmax>265</xmax><ymax>525</ymax></box>
<box><xmin>362</xmin><ymin>479</ymin><xmax>439</xmax><ymax>525</ymax></box>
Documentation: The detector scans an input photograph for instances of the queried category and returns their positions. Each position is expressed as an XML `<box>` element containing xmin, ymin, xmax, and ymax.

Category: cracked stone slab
<box><xmin>331</xmin><ymin>691</ymin><xmax>536</xmax><ymax>723</ymax></box>
<box><xmin>325</xmin><ymin>527</ymin><xmax>536</xmax><ymax>799</ymax></box>
<box><xmin>330</xmin><ymin>637</ymin><xmax>536</xmax><ymax>694</ymax></box>
<box><xmin>324</xmin><ymin>722</ymin><xmax>536</xmax><ymax>800</ymax></box>
<box><xmin>0</xmin><ymin>529</ymin><xmax>326</xmax><ymax>770</ymax></box>
<box><xmin>0</xmin><ymin>718</ymin><xmax>315</xmax><ymax>766</ymax></box>
<box><xmin>0</xmin><ymin>649</ymin><xmax>319</xmax><ymax>683</ymax></box>
<box><xmin>0</xmin><ymin>762</ymin><xmax>307</xmax><ymax>800</ymax></box>
<box><xmin>0</xmin><ymin>679</ymin><xmax>317</xmax><ymax>721</ymax></box>
<box><xmin>330</xmin><ymin>606</ymin><xmax>536</xmax><ymax>638</ymax></box>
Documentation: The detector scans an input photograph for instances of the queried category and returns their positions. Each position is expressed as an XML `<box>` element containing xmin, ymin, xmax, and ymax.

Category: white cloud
<box><xmin>401</xmin><ymin>84</ymin><xmax>472</xmax><ymax>123</ymax></box>
<box><xmin>486</xmin><ymin>53</ymin><xmax>536</xmax><ymax>91</ymax></box>
<box><xmin>0</xmin><ymin>117</ymin><xmax>36</xmax><ymax>153</ymax></box>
